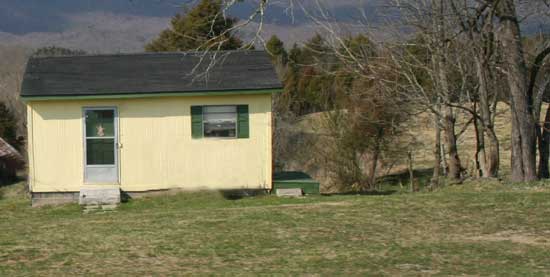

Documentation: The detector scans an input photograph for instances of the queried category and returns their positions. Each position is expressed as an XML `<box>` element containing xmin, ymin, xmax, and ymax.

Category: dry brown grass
<box><xmin>288</xmin><ymin>103</ymin><xmax>549</xmax><ymax>188</ymax></box>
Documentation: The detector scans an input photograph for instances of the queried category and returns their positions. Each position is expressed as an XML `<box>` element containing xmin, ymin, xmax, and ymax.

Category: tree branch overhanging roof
<box><xmin>21</xmin><ymin>50</ymin><xmax>282</xmax><ymax>100</ymax></box>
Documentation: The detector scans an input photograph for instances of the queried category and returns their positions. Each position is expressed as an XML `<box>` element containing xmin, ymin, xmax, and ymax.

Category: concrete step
<box><xmin>79</xmin><ymin>186</ymin><xmax>121</xmax><ymax>206</ymax></box>
<box><xmin>276</xmin><ymin>188</ymin><xmax>303</xmax><ymax>197</ymax></box>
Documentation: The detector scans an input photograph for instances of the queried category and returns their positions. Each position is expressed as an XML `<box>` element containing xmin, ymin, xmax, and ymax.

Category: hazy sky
<box><xmin>0</xmin><ymin>0</ymin><xmax>546</xmax><ymax>53</ymax></box>
<box><xmin>0</xmin><ymin>0</ymin><xmax>381</xmax><ymax>34</ymax></box>
<box><xmin>0</xmin><ymin>1</ymin><xmax>212</xmax><ymax>34</ymax></box>
<box><xmin>0</xmin><ymin>0</ymin><xmax>386</xmax><ymax>52</ymax></box>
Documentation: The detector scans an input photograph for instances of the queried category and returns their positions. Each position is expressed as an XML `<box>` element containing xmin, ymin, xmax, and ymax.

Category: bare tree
<box><xmin>492</xmin><ymin>0</ymin><xmax>537</xmax><ymax>182</ymax></box>
<box><xmin>527</xmin><ymin>37</ymin><xmax>550</xmax><ymax>178</ymax></box>
<box><xmin>380</xmin><ymin>0</ymin><xmax>472</xmax><ymax>181</ymax></box>
<box><xmin>0</xmin><ymin>46</ymin><xmax>29</xmax><ymax>137</ymax></box>
<box><xmin>536</xmin><ymin>79</ymin><xmax>550</xmax><ymax>177</ymax></box>
<box><xmin>195</xmin><ymin>0</ymin><xmax>550</xmax><ymax>183</ymax></box>
<box><xmin>446</xmin><ymin>1</ymin><xmax>506</xmax><ymax>178</ymax></box>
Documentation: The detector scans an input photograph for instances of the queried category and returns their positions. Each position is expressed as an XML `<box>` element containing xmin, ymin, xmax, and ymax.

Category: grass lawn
<box><xmin>1</xmin><ymin>181</ymin><xmax>550</xmax><ymax>276</ymax></box>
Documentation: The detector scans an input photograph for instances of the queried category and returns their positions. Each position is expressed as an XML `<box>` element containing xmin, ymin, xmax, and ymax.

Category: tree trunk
<box><xmin>431</xmin><ymin>114</ymin><xmax>441</xmax><ymax>187</ymax></box>
<box><xmin>473</xmin><ymin>114</ymin><xmax>485</xmax><ymax>178</ymax></box>
<box><xmin>535</xmin><ymin>81</ymin><xmax>550</xmax><ymax>178</ymax></box>
<box><xmin>510</xmin><ymin>111</ymin><xmax>524</xmax><ymax>179</ymax></box>
<box><xmin>475</xmin><ymin>56</ymin><xmax>500</xmax><ymax>177</ymax></box>
<box><xmin>538</xmin><ymin>105</ymin><xmax>550</xmax><ymax>178</ymax></box>
<box><xmin>432</xmin><ymin>0</ymin><xmax>462</xmax><ymax>180</ymax></box>
<box><xmin>367</xmin><ymin>128</ymin><xmax>383</xmax><ymax>188</ymax></box>
<box><xmin>497</xmin><ymin>0</ymin><xmax>538</xmax><ymax>182</ymax></box>
<box><xmin>484</xmin><ymin>129</ymin><xmax>500</xmax><ymax>177</ymax></box>
<box><xmin>367</xmin><ymin>149</ymin><xmax>379</xmax><ymax>189</ymax></box>
<box><xmin>440</xmin><ymin>137</ymin><xmax>448</xmax><ymax>176</ymax></box>
<box><xmin>443</xmin><ymin>106</ymin><xmax>462</xmax><ymax>180</ymax></box>
<box><xmin>407</xmin><ymin>151</ymin><xmax>414</xmax><ymax>191</ymax></box>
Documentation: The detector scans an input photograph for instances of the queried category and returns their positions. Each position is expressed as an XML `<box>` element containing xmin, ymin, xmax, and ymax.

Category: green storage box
<box><xmin>272</xmin><ymin>171</ymin><xmax>320</xmax><ymax>195</ymax></box>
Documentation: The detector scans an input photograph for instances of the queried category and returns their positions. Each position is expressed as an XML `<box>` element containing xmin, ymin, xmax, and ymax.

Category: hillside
<box><xmin>405</xmin><ymin>103</ymin><xmax>514</xmax><ymax>175</ymax></box>
<box><xmin>284</xmin><ymin>103</ymin><xmax>546</xmax><ymax>190</ymax></box>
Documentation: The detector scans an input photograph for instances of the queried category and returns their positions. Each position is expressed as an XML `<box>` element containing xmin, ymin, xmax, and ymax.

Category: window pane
<box><xmin>204</xmin><ymin>122</ymin><xmax>236</xmax><ymax>137</ymax></box>
<box><xmin>203</xmin><ymin>106</ymin><xmax>237</xmax><ymax>138</ymax></box>
<box><xmin>86</xmin><ymin>110</ymin><xmax>114</xmax><ymax>137</ymax></box>
<box><xmin>86</xmin><ymin>139</ymin><xmax>115</xmax><ymax>165</ymax></box>
<box><xmin>203</xmin><ymin>112</ymin><xmax>236</xmax><ymax>123</ymax></box>
<box><xmin>204</xmin><ymin>106</ymin><xmax>237</xmax><ymax>114</ymax></box>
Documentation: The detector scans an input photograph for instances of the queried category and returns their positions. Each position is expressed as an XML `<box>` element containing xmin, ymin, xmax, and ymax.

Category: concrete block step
<box><xmin>276</xmin><ymin>188</ymin><xmax>303</xmax><ymax>197</ymax></box>
<box><xmin>80</xmin><ymin>186</ymin><xmax>121</xmax><ymax>205</ymax></box>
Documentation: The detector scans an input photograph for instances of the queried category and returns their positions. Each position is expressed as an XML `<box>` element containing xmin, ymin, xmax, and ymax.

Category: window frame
<box><xmin>82</xmin><ymin>107</ymin><xmax>119</xmax><ymax>168</ymax></box>
<box><xmin>201</xmin><ymin>105</ymin><xmax>239</xmax><ymax>139</ymax></box>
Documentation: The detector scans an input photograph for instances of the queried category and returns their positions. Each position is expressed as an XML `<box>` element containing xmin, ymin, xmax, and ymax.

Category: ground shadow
<box><xmin>218</xmin><ymin>189</ymin><xmax>269</xmax><ymax>200</ymax></box>
<box><xmin>321</xmin><ymin>190</ymin><xmax>398</xmax><ymax>196</ymax></box>
<box><xmin>322</xmin><ymin>168</ymin><xmax>435</xmax><ymax>196</ymax></box>
<box><xmin>0</xmin><ymin>174</ymin><xmax>26</xmax><ymax>200</ymax></box>
<box><xmin>0</xmin><ymin>175</ymin><xmax>25</xmax><ymax>188</ymax></box>
<box><xmin>378</xmin><ymin>168</ymin><xmax>434</xmax><ymax>186</ymax></box>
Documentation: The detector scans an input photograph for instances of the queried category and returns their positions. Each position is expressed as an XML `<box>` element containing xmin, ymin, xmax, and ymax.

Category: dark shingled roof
<box><xmin>0</xmin><ymin>137</ymin><xmax>23</xmax><ymax>163</ymax></box>
<box><xmin>21</xmin><ymin>50</ymin><xmax>282</xmax><ymax>98</ymax></box>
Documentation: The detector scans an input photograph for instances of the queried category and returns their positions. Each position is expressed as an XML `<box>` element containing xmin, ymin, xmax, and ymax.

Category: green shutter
<box><xmin>237</xmin><ymin>105</ymin><xmax>249</xmax><ymax>138</ymax></box>
<box><xmin>191</xmin><ymin>106</ymin><xmax>203</xmax><ymax>139</ymax></box>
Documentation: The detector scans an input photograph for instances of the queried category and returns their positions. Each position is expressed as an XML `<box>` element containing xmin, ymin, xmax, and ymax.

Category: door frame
<box><xmin>82</xmin><ymin>106</ymin><xmax>119</xmax><ymax>184</ymax></box>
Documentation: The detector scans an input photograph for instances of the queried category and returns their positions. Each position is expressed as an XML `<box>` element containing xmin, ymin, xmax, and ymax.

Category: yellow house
<box><xmin>21</xmin><ymin>51</ymin><xmax>282</xmax><ymax>206</ymax></box>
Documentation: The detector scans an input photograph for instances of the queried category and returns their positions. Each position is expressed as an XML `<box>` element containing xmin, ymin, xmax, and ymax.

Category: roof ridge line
<box><xmin>29</xmin><ymin>49</ymin><xmax>268</xmax><ymax>60</ymax></box>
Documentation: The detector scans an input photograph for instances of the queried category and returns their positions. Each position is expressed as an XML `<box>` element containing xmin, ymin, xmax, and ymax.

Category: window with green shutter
<box><xmin>237</xmin><ymin>105</ymin><xmax>249</xmax><ymax>138</ymax></box>
<box><xmin>191</xmin><ymin>106</ymin><xmax>203</xmax><ymax>138</ymax></box>
<box><xmin>191</xmin><ymin>105</ymin><xmax>250</xmax><ymax>139</ymax></box>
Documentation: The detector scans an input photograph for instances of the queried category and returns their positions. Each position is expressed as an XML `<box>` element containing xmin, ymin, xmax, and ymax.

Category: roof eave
<box><xmin>20</xmin><ymin>88</ymin><xmax>283</xmax><ymax>102</ymax></box>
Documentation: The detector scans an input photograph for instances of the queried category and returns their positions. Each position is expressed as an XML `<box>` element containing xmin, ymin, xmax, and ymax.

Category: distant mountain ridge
<box><xmin>0</xmin><ymin>0</ymin><xmax>388</xmax><ymax>35</ymax></box>
<box><xmin>0</xmin><ymin>12</ymin><xmax>168</xmax><ymax>53</ymax></box>
<box><xmin>0</xmin><ymin>0</ymin><xmax>178</xmax><ymax>34</ymax></box>
<box><xmin>0</xmin><ymin>0</ymin><xmax>546</xmax><ymax>53</ymax></box>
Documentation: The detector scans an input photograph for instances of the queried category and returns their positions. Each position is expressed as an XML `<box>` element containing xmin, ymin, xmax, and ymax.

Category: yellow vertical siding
<box><xmin>27</xmin><ymin>94</ymin><xmax>272</xmax><ymax>192</ymax></box>
<box><xmin>26</xmin><ymin>104</ymin><xmax>35</xmax><ymax>192</ymax></box>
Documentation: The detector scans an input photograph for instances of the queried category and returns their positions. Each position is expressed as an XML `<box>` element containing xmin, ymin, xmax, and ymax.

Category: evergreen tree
<box><xmin>343</xmin><ymin>34</ymin><xmax>377</xmax><ymax>59</ymax></box>
<box><xmin>0</xmin><ymin>102</ymin><xmax>19</xmax><ymax>149</ymax></box>
<box><xmin>266</xmin><ymin>35</ymin><xmax>288</xmax><ymax>65</ymax></box>
<box><xmin>301</xmin><ymin>34</ymin><xmax>329</xmax><ymax>65</ymax></box>
<box><xmin>288</xmin><ymin>43</ymin><xmax>302</xmax><ymax>65</ymax></box>
<box><xmin>283</xmin><ymin>44</ymin><xmax>302</xmax><ymax>114</ymax></box>
<box><xmin>280</xmin><ymin>34</ymin><xmax>377</xmax><ymax>115</ymax></box>
<box><xmin>288</xmin><ymin>35</ymin><xmax>332</xmax><ymax>114</ymax></box>
<box><xmin>146</xmin><ymin>0</ymin><xmax>242</xmax><ymax>52</ymax></box>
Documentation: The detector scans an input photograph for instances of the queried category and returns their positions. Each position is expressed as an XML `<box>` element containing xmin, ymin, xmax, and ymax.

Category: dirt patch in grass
<box><xmin>462</xmin><ymin>231</ymin><xmax>550</xmax><ymax>247</ymax></box>
<box><xmin>223</xmin><ymin>200</ymin><xmax>355</xmax><ymax>211</ymax></box>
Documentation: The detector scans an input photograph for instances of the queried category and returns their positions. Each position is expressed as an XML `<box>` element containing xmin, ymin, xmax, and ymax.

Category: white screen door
<box><xmin>84</xmin><ymin>107</ymin><xmax>119</xmax><ymax>183</ymax></box>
